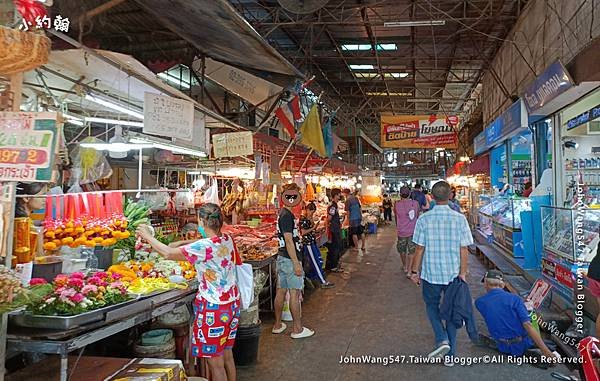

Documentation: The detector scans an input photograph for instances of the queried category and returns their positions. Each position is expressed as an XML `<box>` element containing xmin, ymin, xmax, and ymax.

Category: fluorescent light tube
<box><xmin>384</xmin><ymin>20</ymin><xmax>446</xmax><ymax>27</ymax></box>
<box><xmin>85</xmin><ymin>94</ymin><xmax>144</xmax><ymax>119</ymax></box>
<box><xmin>349</xmin><ymin>64</ymin><xmax>374</xmax><ymax>70</ymax></box>
<box><xmin>61</xmin><ymin>112</ymin><xmax>85</xmax><ymax>126</ymax></box>
<box><xmin>85</xmin><ymin>117</ymin><xmax>144</xmax><ymax>127</ymax></box>
<box><xmin>129</xmin><ymin>137</ymin><xmax>208</xmax><ymax>158</ymax></box>
<box><xmin>79</xmin><ymin>142</ymin><xmax>151</xmax><ymax>152</ymax></box>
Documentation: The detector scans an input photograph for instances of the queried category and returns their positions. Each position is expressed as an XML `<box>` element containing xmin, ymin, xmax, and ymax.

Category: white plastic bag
<box><xmin>174</xmin><ymin>190</ymin><xmax>194</xmax><ymax>210</ymax></box>
<box><xmin>236</xmin><ymin>263</ymin><xmax>254</xmax><ymax>310</ymax></box>
<box><xmin>202</xmin><ymin>179</ymin><xmax>220</xmax><ymax>205</ymax></box>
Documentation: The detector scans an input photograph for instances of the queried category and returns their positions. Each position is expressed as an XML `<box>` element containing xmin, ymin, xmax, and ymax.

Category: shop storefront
<box><xmin>471</xmin><ymin>100</ymin><xmax>536</xmax><ymax>266</ymax></box>
<box><xmin>539</xmin><ymin>87</ymin><xmax>600</xmax><ymax>304</ymax></box>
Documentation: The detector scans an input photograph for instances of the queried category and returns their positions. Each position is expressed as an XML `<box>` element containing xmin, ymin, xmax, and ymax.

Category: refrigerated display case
<box><xmin>540</xmin><ymin>206</ymin><xmax>600</xmax><ymax>301</ymax></box>
<box><xmin>477</xmin><ymin>196</ymin><xmax>532</xmax><ymax>257</ymax></box>
<box><xmin>472</xmin><ymin>191</ymin><xmax>492</xmax><ymax>236</ymax></box>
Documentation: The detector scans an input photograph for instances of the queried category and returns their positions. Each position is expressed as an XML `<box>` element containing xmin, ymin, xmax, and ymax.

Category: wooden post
<box><xmin>278</xmin><ymin>137</ymin><xmax>296</xmax><ymax>168</ymax></box>
<box><xmin>297</xmin><ymin>149</ymin><xmax>314</xmax><ymax>173</ymax></box>
<box><xmin>0</xmin><ymin>72</ymin><xmax>23</xmax><ymax>381</ymax></box>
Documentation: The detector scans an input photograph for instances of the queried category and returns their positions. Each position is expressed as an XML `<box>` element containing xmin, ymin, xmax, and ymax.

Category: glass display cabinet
<box><xmin>477</xmin><ymin>195</ymin><xmax>532</xmax><ymax>257</ymax></box>
<box><xmin>540</xmin><ymin>206</ymin><xmax>600</xmax><ymax>301</ymax></box>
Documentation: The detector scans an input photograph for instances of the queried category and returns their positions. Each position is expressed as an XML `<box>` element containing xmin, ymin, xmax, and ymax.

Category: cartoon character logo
<box><xmin>281</xmin><ymin>183</ymin><xmax>303</xmax><ymax>208</ymax></box>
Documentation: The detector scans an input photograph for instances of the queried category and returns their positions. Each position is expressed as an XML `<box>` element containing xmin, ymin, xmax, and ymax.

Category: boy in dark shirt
<box><xmin>273</xmin><ymin>183</ymin><xmax>314</xmax><ymax>339</ymax></box>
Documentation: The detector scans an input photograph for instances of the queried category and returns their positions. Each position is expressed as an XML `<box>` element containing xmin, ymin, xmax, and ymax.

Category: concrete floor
<box><xmin>238</xmin><ymin>225</ymin><xmax>577</xmax><ymax>381</ymax></box>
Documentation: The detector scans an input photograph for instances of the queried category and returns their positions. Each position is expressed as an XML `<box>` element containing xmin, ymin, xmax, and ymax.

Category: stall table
<box><xmin>245</xmin><ymin>254</ymin><xmax>277</xmax><ymax>312</ymax></box>
<box><xmin>6</xmin><ymin>287</ymin><xmax>197</xmax><ymax>381</ymax></box>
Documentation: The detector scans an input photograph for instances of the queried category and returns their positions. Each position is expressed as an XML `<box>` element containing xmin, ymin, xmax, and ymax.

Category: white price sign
<box><xmin>212</xmin><ymin>131</ymin><xmax>254</xmax><ymax>158</ymax></box>
<box><xmin>143</xmin><ymin>93</ymin><xmax>194</xmax><ymax>140</ymax></box>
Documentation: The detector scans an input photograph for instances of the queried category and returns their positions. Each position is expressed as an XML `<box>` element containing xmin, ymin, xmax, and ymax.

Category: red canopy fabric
<box><xmin>468</xmin><ymin>154</ymin><xmax>490</xmax><ymax>175</ymax></box>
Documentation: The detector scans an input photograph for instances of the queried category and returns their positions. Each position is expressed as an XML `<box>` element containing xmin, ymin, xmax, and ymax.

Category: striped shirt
<box><xmin>412</xmin><ymin>205</ymin><xmax>473</xmax><ymax>285</ymax></box>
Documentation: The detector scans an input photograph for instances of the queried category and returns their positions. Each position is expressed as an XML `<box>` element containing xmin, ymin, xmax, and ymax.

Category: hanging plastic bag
<box><xmin>174</xmin><ymin>190</ymin><xmax>194</xmax><ymax>210</ymax></box>
<box><xmin>202</xmin><ymin>179</ymin><xmax>220</xmax><ymax>205</ymax></box>
<box><xmin>72</xmin><ymin>138</ymin><xmax>113</xmax><ymax>184</ymax></box>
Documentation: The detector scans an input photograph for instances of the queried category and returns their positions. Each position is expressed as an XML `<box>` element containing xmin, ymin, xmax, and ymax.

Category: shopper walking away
<box><xmin>136</xmin><ymin>204</ymin><xmax>240</xmax><ymax>381</ymax></box>
<box><xmin>272</xmin><ymin>183</ymin><xmax>314</xmax><ymax>339</ymax></box>
<box><xmin>475</xmin><ymin>270</ymin><xmax>556</xmax><ymax>359</ymax></box>
<box><xmin>326</xmin><ymin>188</ymin><xmax>344</xmax><ymax>273</ymax></box>
<box><xmin>410</xmin><ymin>181</ymin><xmax>473</xmax><ymax>365</ymax></box>
<box><xmin>300</xmin><ymin>202</ymin><xmax>335</xmax><ymax>289</ymax></box>
<box><xmin>410</xmin><ymin>183</ymin><xmax>429</xmax><ymax>212</ymax></box>
<box><xmin>395</xmin><ymin>186</ymin><xmax>420</xmax><ymax>277</ymax></box>
<box><xmin>382</xmin><ymin>194</ymin><xmax>393</xmax><ymax>224</ymax></box>
<box><xmin>344</xmin><ymin>189</ymin><xmax>365</xmax><ymax>251</ymax></box>
<box><xmin>429</xmin><ymin>187</ymin><xmax>461</xmax><ymax>213</ymax></box>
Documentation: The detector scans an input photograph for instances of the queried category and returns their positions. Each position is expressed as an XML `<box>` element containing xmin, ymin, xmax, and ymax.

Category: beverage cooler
<box><xmin>540</xmin><ymin>206</ymin><xmax>600</xmax><ymax>302</ymax></box>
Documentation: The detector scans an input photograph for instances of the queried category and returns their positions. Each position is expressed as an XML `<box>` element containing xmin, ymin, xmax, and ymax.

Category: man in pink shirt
<box><xmin>395</xmin><ymin>186</ymin><xmax>421</xmax><ymax>277</ymax></box>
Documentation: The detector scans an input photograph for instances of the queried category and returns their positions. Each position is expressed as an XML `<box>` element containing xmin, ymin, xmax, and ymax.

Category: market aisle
<box><xmin>238</xmin><ymin>225</ymin><xmax>572</xmax><ymax>381</ymax></box>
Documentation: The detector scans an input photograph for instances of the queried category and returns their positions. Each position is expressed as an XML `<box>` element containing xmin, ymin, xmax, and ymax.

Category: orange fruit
<box><xmin>61</xmin><ymin>237</ymin><xmax>74</xmax><ymax>245</ymax></box>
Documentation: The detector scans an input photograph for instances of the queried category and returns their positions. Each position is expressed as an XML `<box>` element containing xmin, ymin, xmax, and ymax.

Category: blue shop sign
<box><xmin>522</xmin><ymin>61</ymin><xmax>573</xmax><ymax>114</ymax></box>
<box><xmin>566</xmin><ymin>104</ymin><xmax>600</xmax><ymax>130</ymax></box>
<box><xmin>475</xmin><ymin>100</ymin><xmax>527</xmax><ymax>155</ymax></box>
<box><xmin>474</xmin><ymin>131</ymin><xmax>486</xmax><ymax>155</ymax></box>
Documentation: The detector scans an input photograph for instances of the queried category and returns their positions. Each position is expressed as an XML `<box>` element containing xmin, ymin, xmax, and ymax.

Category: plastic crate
<box><xmin>367</xmin><ymin>223</ymin><xmax>377</xmax><ymax>234</ymax></box>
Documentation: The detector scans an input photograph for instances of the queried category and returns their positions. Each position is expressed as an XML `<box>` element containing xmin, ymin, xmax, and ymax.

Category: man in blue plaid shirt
<box><xmin>410</xmin><ymin>181</ymin><xmax>473</xmax><ymax>366</ymax></box>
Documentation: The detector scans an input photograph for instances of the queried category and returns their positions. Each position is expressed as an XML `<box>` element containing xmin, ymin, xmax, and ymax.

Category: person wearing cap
<box><xmin>395</xmin><ymin>186</ymin><xmax>420</xmax><ymax>277</ymax></box>
<box><xmin>475</xmin><ymin>270</ymin><xmax>555</xmax><ymax>358</ymax></box>
<box><xmin>410</xmin><ymin>181</ymin><xmax>473</xmax><ymax>364</ymax></box>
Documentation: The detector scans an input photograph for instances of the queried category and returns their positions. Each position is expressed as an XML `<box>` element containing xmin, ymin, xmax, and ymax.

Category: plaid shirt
<box><xmin>412</xmin><ymin>205</ymin><xmax>473</xmax><ymax>285</ymax></box>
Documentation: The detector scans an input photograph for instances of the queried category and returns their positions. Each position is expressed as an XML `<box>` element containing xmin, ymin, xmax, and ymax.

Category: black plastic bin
<box><xmin>94</xmin><ymin>248</ymin><xmax>114</xmax><ymax>270</ymax></box>
<box><xmin>232</xmin><ymin>322</ymin><xmax>261</xmax><ymax>366</ymax></box>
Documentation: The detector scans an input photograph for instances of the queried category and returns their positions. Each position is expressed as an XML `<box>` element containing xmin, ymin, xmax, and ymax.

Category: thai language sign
<box><xmin>522</xmin><ymin>60</ymin><xmax>573</xmax><ymax>114</ymax></box>
<box><xmin>0</xmin><ymin>112</ymin><xmax>58</xmax><ymax>182</ymax></box>
<box><xmin>212</xmin><ymin>131</ymin><xmax>254</xmax><ymax>158</ymax></box>
<box><xmin>380</xmin><ymin>115</ymin><xmax>458</xmax><ymax>149</ymax></box>
<box><xmin>144</xmin><ymin>92</ymin><xmax>194</xmax><ymax>140</ymax></box>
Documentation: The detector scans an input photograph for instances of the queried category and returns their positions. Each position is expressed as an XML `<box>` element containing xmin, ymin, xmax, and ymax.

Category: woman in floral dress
<box><xmin>137</xmin><ymin>203</ymin><xmax>241</xmax><ymax>381</ymax></box>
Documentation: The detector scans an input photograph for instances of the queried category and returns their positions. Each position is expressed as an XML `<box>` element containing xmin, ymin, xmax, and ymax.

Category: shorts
<box><xmin>349</xmin><ymin>222</ymin><xmax>364</xmax><ymax>237</ymax></box>
<box><xmin>588</xmin><ymin>277</ymin><xmax>600</xmax><ymax>298</ymax></box>
<box><xmin>191</xmin><ymin>297</ymin><xmax>240</xmax><ymax>358</ymax></box>
<box><xmin>277</xmin><ymin>255</ymin><xmax>304</xmax><ymax>290</ymax></box>
<box><xmin>397</xmin><ymin>236</ymin><xmax>416</xmax><ymax>255</ymax></box>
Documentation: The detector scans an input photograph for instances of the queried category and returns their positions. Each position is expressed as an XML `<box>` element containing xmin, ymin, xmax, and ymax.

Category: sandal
<box><xmin>291</xmin><ymin>327</ymin><xmax>315</xmax><ymax>339</ymax></box>
<box><xmin>272</xmin><ymin>322</ymin><xmax>287</xmax><ymax>334</ymax></box>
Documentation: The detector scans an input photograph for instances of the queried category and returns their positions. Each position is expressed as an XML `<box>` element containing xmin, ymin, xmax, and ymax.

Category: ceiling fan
<box><xmin>277</xmin><ymin>0</ymin><xmax>330</xmax><ymax>14</ymax></box>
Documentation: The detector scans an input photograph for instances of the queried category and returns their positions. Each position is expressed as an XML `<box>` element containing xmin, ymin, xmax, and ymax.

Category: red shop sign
<box><xmin>555</xmin><ymin>265</ymin><xmax>574</xmax><ymax>289</ymax></box>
